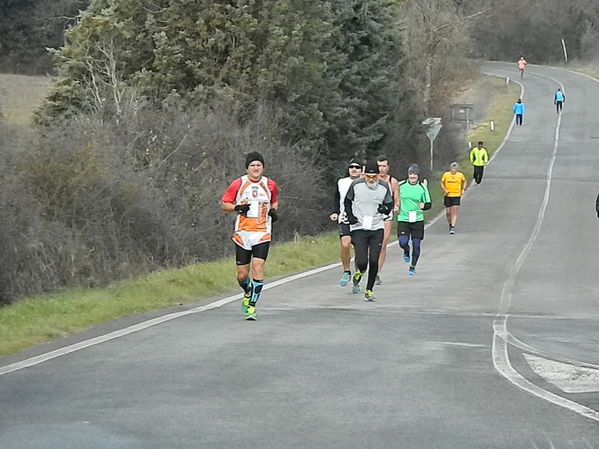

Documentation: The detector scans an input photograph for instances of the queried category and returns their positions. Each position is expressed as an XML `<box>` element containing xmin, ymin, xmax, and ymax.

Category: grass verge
<box><xmin>0</xmin><ymin>74</ymin><xmax>519</xmax><ymax>358</ymax></box>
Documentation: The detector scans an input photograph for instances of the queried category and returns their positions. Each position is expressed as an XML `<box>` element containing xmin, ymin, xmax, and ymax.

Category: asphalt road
<box><xmin>1</xmin><ymin>62</ymin><xmax>599</xmax><ymax>449</ymax></box>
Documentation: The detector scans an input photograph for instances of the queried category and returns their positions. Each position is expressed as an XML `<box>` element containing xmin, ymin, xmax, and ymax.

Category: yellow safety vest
<box><xmin>469</xmin><ymin>147</ymin><xmax>488</xmax><ymax>166</ymax></box>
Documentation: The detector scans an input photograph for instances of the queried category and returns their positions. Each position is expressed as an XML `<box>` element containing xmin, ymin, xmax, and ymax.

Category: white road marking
<box><xmin>523</xmin><ymin>353</ymin><xmax>599</xmax><ymax>393</ymax></box>
<box><xmin>0</xmin><ymin>264</ymin><xmax>341</xmax><ymax>376</ymax></box>
<box><xmin>493</xmin><ymin>320</ymin><xmax>599</xmax><ymax>422</ymax></box>
<box><xmin>505</xmin><ymin>330</ymin><xmax>599</xmax><ymax>370</ymax></box>
<box><xmin>488</xmin><ymin>66</ymin><xmax>599</xmax><ymax>421</ymax></box>
<box><xmin>439</xmin><ymin>341</ymin><xmax>487</xmax><ymax>348</ymax></box>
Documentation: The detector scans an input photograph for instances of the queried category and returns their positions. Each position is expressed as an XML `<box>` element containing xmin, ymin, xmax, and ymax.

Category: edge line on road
<box><xmin>488</xmin><ymin>66</ymin><xmax>599</xmax><ymax>421</ymax></box>
<box><xmin>492</xmin><ymin>319</ymin><xmax>599</xmax><ymax>423</ymax></box>
<box><xmin>0</xmin><ymin>263</ymin><xmax>344</xmax><ymax>376</ymax></box>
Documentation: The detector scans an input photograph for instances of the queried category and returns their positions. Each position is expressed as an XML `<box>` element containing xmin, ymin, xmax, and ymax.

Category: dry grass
<box><xmin>0</xmin><ymin>73</ymin><xmax>50</xmax><ymax>125</ymax></box>
<box><xmin>563</xmin><ymin>63</ymin><xmax>599</xmax><ymax>82</ymax></box>
<box><xmin>466</xmin><ymin>76</ymin><xmax>520</xmax><ymax>169</ymax></box>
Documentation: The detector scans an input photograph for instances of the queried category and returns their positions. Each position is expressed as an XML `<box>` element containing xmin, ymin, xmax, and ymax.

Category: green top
<box><xmin>397</xmin><ymin>180</ymin><xmax>431</xmax><ymax>222</ymax></box>
<box><xmin>469</xmin><ymin>147</ymin><xmax>489</xmax><ymax>166</ymax></box>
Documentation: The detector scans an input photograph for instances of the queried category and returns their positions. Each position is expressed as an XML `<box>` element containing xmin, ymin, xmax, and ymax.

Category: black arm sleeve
<box><xmin>422</xmin><ymin>202</ymin><xmax>432</xmax><ymax>211</ymax></box>
<box><xmin>344</xmin><ymin>185</ymin><xmax>356</xmax><ymax>222</ymax></box>
<box><xmin>332</xmin><ymin>185</ymin><xmax>341</xmax><ymax>215</ymax></box>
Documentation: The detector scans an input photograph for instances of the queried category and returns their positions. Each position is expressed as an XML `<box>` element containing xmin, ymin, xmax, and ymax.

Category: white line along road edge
<box><xmin>490</xmin><ymin>69</ymin><xmax>599</xmax><ymax>422</ymax></box>
<box><xmin>0</xmin><ymin>263</ymin><xmax>341</xmax><ymax>376</ymax></box>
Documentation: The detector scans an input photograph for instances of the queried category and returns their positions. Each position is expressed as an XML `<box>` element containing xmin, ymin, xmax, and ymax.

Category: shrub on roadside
<box><xmin>0</xmin><ymin>100</ymin><xmax>328</xmax><ymax>304</ymax></box>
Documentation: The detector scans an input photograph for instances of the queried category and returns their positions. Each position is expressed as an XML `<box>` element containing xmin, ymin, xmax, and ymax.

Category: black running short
<box><xmin>397</xmin><ymin>221</ymin><xmax>424</xmax><ymax>240</ymax></box>
<box><xmin>235</xmin><ymin>242</ymin><xmax>270</xmax><ymax>265</ymax></box>
<box><xmin>338</xmin><ymin>223</ymin><xmax>351</xmax><ymax>237</ymax></box>
<box><xmin>444</xmin><ymin>196</ymin><xmax>461</xmax><ymax>207</ymax></box>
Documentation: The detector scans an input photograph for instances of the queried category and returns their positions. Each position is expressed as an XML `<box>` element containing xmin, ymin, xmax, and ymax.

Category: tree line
<box><xmin>4</xmin><ymin>0</ymin><xmax>599</xmax><ymax>76</ymax></box>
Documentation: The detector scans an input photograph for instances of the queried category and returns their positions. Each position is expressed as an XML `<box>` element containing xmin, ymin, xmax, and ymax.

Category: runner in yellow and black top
<box><xmin>469</xmin><ymin>141</ymin><xmax>489</xmax><ymax>185</ymax></box>
<box><xmin>440</xmin><ymin>162</ymin><xmax>467</xmax><ymax>234</ymax></box>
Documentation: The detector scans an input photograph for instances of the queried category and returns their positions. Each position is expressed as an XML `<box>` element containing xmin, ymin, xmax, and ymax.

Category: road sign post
<box><xmin>422</xmin><ymin>117</ymin><xmax>442</xmax><ymax>173</ymax></box>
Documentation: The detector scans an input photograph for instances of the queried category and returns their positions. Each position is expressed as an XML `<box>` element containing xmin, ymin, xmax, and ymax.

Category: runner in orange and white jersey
<box><xmin>221</xmin><ymin>151</ymin><xmax>279</xmax><ymax>320</ymax></box>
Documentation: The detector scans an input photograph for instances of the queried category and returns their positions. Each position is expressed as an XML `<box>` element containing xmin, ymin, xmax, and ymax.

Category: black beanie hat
<box><xmin>407</xmin><ymin>164</ymin><xmax>420</xmax><ymax>175</ymax></box>
<box><xmin>364</xmin><ymin>160</ymin><xmax>379</xmax><ymax>175</ymax></box>
<box><xmin>245</xmin><ymin>151</ymin><xmax>265</xmax><ymax>168</ymax></box>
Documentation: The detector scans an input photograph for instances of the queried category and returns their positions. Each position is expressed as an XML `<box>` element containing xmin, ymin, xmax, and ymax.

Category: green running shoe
<box><xmin>242</xmin><ymin>292</ymin><xmax>251</xmax><ymax>313</ymax></box>
<box><xmin>245</xmin><ymin>305</ymin><xmax>257</xmax><ymax>321</ymax></box>
<box><xmin>364</xmin><ymin>290</ymin><xmax>376</xmax><ymax>302</ymax></box>
<box><xmin>352</xmin><ymin>271</ymin><xmax>363</xmax><ymax>294</ymax></box>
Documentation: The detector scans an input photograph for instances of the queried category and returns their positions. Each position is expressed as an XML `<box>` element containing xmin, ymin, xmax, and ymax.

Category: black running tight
<box><xmin>351</xmin><ymin>229</ymin><xmax>384</xmax><ymax>290</ymax></box>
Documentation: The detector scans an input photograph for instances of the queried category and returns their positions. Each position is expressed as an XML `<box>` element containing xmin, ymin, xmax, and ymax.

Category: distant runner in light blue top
<box><xmin>513</xmin><ymin>99</ymin><xmax>525</xmax><ymax>126</ymax></box>
<box><xmin>554</xmin><ymin>88</ymin><xmax>565</xmax><ymax>114</ymax></box>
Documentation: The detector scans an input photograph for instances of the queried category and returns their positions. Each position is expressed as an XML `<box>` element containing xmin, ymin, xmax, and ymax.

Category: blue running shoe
<box><xmin>339</xmin><ymin>271</ymin><xmax>351</xmax><ymax>286</ymax></box>
<box><xmin>408</xmin><ymin>266</ymin><xmax>416</xmax><ymax>276</ymax></box>
<box><xmin>403</xmin><ymin>253</ymin><xmax>410</xmax><ymax>263</ymax></box>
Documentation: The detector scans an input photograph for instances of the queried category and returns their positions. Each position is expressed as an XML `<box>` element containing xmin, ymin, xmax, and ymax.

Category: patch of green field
<box><xmin>0</xmin><ymin>73</ymin><xmax>50</xmax><ymax>125</ymax></box>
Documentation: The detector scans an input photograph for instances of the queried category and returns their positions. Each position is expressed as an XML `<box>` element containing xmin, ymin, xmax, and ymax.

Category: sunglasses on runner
<box><xmin>348</xmin><ymin>165</ymin><xmax>362</xmax><ymax>169</ymax></box>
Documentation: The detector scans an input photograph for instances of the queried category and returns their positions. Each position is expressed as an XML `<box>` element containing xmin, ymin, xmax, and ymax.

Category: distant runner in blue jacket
<box><xmin>554</xmin><ymin>88</ymin><xmax>565</xmax><ymax>114</ymax></box>
<box><xmin>513</xmin><ymin>99</ymin><xmax>525</xmax><ymax>126</ymax></box>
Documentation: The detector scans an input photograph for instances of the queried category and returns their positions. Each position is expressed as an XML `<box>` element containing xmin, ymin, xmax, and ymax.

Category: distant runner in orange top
<box><xmin>517</xmin><ymin>56</ymin><xmax>527</xmax><ymax>78</ymax></box>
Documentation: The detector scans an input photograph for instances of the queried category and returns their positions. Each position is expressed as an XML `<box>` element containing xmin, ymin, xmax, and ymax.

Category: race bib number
<box><xmin>362</xmin><ymin>215</ymin><xmax>374</xmax><ymax>230</ymax></box>
<box><xmin>247</xmin><ymin>201</ymin><xmax>260</xmax><ymax>218</ymax></box>
<box><xmin>408</xmin><ymin>211</ymin><xmax>417</xmax><ymax>223</ymax></box>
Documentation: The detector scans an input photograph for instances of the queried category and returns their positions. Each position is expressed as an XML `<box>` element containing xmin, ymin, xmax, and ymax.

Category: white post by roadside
<box><xmin>422</xmin><ymin>117</ymin><xmax>442</xmax><ymax>174</ymax></box>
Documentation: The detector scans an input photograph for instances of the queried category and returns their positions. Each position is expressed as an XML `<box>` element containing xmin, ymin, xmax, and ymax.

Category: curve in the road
<box><xmin>487</xmin><ymin>63</ymin><xmax>599</xmax><ymax>423</ymax></box>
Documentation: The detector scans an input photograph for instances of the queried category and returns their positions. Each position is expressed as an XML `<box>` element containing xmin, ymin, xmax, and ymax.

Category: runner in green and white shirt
<box><xmin>397</xmin><ymin>164</ymin><xmax>431</xmax><ymax>275</ymax></box>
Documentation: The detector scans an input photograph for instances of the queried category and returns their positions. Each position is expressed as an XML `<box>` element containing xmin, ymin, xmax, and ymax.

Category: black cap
<box><xmin>245</xmin><ymin>151</ymin><xmax>264</xmax><ymax>168</ymax></box>
<box><xmin>348</xmin><ymin>157</ymin><xmax>362</xmax><ymax>167</ymax></box>
<box><xmin>364</xmin><ymin>160</ymin><xmax>379</xmax><ymax>175</ymax></box>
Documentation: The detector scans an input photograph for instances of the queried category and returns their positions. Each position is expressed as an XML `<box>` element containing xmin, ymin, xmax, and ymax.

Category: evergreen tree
<box><xmin>327</xmin><ymin>0</ymin><xmax>401</xmax><ymax>163</ymax></box>
<box><xmin>39</xmin><ymin>0</ymin><xmax>341</xmax><ymax>157</ymax></box>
